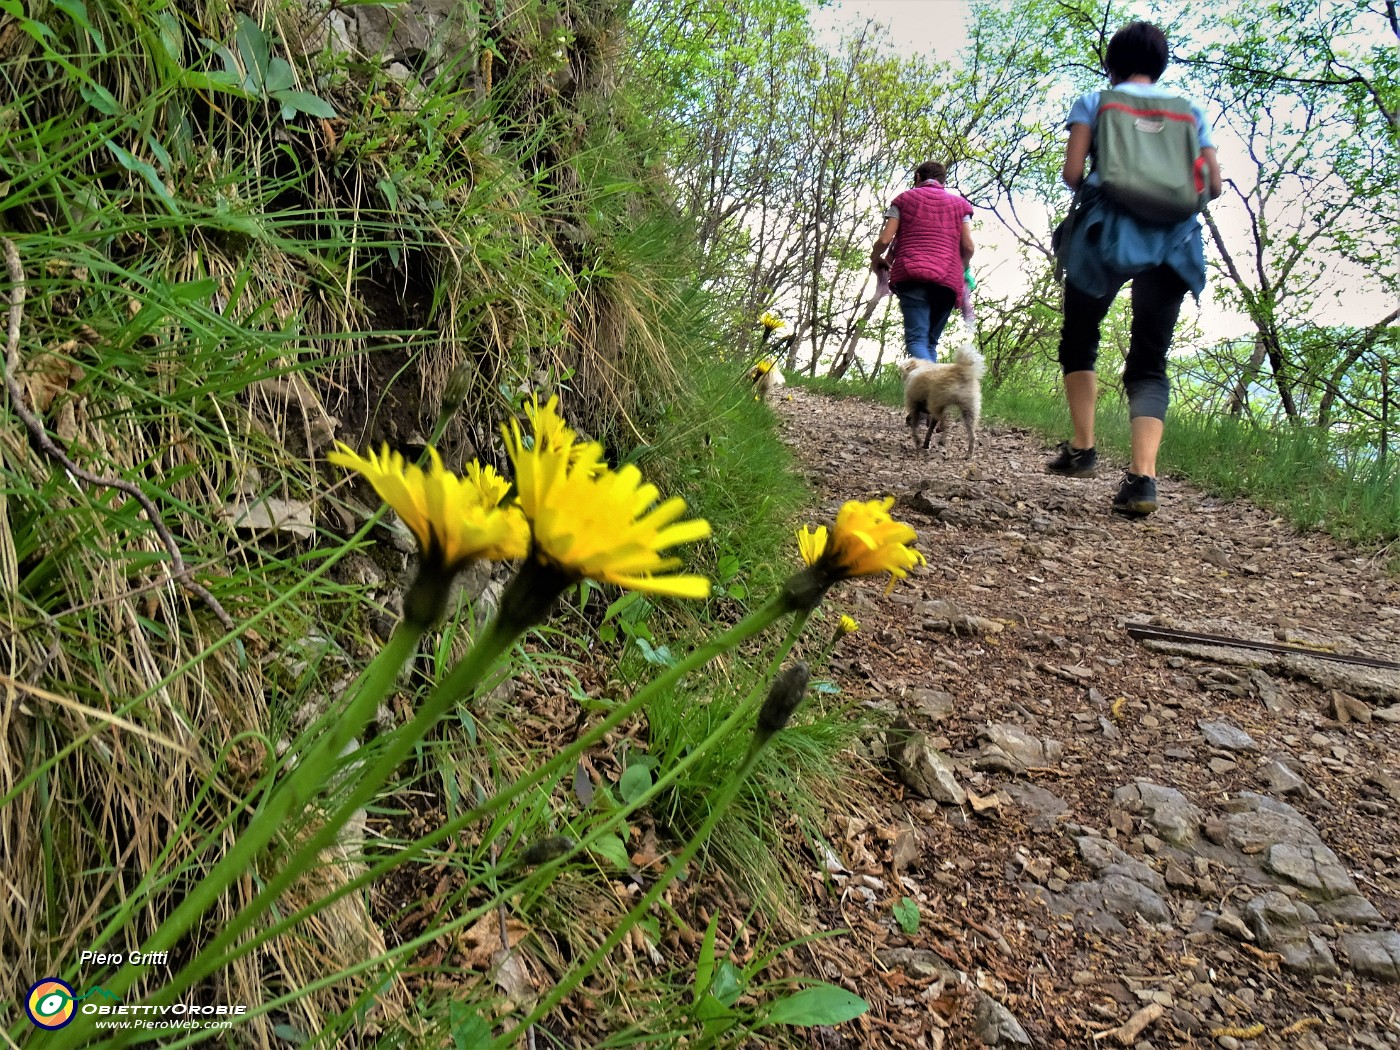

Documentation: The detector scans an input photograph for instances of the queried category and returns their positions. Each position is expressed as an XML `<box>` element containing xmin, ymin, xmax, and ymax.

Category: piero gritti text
<box><xmin>79</xmin><ymin>950</ymin><xmax>171</xmax><ymax>966</ymax></box>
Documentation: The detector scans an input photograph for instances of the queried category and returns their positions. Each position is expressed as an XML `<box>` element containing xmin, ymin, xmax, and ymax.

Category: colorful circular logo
<box><xmin>26</xmin><ymin>978</ymin><xmax>77</xmax><ymax>1029</ymax></box>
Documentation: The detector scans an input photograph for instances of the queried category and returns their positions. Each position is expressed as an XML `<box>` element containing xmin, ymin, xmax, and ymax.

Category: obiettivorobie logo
<box><xmin>22</xmin><ymin>977</ymin><xmax>248</xmax><ymax>1033</ymax></box>
<box><xmin>25</xmin><ymin>979</ymin><xmax>117</xmax><ymax>1030</ymax></box>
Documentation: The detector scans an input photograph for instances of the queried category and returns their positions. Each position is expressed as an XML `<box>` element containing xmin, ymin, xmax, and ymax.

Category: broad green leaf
<box><xmin>234</xmin><ymin>14</ymin><xmax>271</xmax><ymax>93</ymax></box>
<box><xmin>892</xmin><ymin>896</ymin><xmax>920</xmax><ymax>935</ymax></box>
<box><xmin>274</xmin><ymin>91</ymin><xmax>338</xmax><ymax>119</ymax></box>
<box><xmin>264</xmin><ymin>56</ymin><xmax>295</xmax><ymax>94</ymax></box>
<box><xmin>711</xmin><ymin>960</ymin><xmax>743</xmax><ymax>1007</ymax></box>
<box><xmin>762</xmin><ymin>984</ymin><xmax>869</xmax><ymax>1027</ymax></box>
<box><xmin>589</xmin><ymin>833</ymin><xmax>630</xmax><ymax>869</ymax></box>
<box><xmin>617</xmin><ymin>763</ymin><xmax>652</xmax><ymax>804</ymax></box>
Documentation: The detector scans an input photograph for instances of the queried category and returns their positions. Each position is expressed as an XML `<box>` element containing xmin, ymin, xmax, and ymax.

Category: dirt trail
<box><xmin>771</xmin><ymin>387</ymin><xmax>1400</xmax><ymax>1049</ymax></box>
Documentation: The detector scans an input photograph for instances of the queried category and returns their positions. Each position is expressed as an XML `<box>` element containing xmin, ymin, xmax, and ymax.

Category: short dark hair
<box><xmin>1105</xmin><ymin>22</ymin><xmax>1169</xmax><ymax>82</ymax></box>
<box><xmin>914</xmin><ymin>161</ymin><xmax>947</xmax><ymax>183</ymax></box>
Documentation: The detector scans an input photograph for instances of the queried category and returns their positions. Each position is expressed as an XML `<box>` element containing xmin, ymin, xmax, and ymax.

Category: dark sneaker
<box><xmin>1112</xmin><ymin>472</ymin><xmax>1159</xmax><ymax>517</ymax></box>
<box><xmin>1045</xmin><ymin>442</ymin><xmax>1098</xmax><ymax>477</ymax></box>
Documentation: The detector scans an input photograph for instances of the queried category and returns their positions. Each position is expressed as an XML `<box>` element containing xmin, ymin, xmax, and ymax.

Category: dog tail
<box><xmin>952</xmin><ymin>339</ymin><xmax>985</xmax><ymax>380</ymax></box>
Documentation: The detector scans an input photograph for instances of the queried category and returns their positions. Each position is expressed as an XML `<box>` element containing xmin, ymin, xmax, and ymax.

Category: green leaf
<box><xmin>711</xmin><ymin>960</ymin><xmax>744</xmax><ymax>1006</ymax></box>
<box><xmin>617</xmin><ymin>763</ymin><xmax>652</xmax><ymax>804</ymax></box>
<box><xmin>234</xmin><ymin>14</ymin><xmax>271</xmax><ymax>93</ymax></box>
<box><xmin>634</xmin><ymin>637</ymin><xmax>674</xmax><ymax>667</ymax></box>
<box><xmin>105</xmin><ymin>142</ymin><xmax>179</xmax><ymax>214</ymax></box>
<box><xmin>264</xmin><ymin>56</ymin><xmax>295</xmax><ymax>94</ymax></box>
<box><xmin>589</xmin><ymin>832</ymin><xmax>631</xmax><ymax>869</ymax></box>
<box><xmin>762</xmin><ymin>984</ymin><xmax>869</xmax><ymax>1027</ymax></box>
<box><xmin>893</xmin><ymin>896</ymin><xmax>920</xmax><ymax>935</ymax></box>
<box><xmin>693</xmin><ymin>909</ymin><xmax>722</xmax><ymax>1004</ymax></box>
<box><xmin>273</xmin><ymin>90</ymin><xmax>338</xmax><ymax>119</ymax></box>
<box><xmin>449</xmin><ymin>1003</ymin><xmax>492</xmax><ymax>1048</ymax></box>
<box><xmin>79</xmin><ymin>81</ymin><xmax>120</xmax><ymax>116</ymax></box>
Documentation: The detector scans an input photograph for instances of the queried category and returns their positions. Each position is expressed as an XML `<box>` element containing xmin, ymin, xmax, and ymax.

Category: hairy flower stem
<box><xmin>128</xmin><ymin>593</ymin><xmax>812</xmax><ymax>1047</ymax></box>
<box><xmin>93</xmin><ymin>577</ymin><xmax>801</xmax><ymax>1048</ymax></box>
<box><xmin>98</xmin><ymin>569</ymin><xmax>563</xmax><ymax>1037</ymax></box>
<box><xmin>497</xmin><ymin>636</ymin><xmax>807</xmax><ymax>1048</ymax></box>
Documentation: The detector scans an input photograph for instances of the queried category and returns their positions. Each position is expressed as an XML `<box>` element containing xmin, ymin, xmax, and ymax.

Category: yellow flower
<box><xmin>328</xmin><ymin>443</ymin><xmax>530</xmax><ymax>570</ymax></box>
<box><xmin>752</xmin><ymin>360</ymin><xmax>775</xmax><ymax>375</ymax></box>
<box><xmin>796</xmin><ymin>497</ymin><xmax>924</xmax><ymax>594</ymax></box>
<box><xmin>838</xmin><ymin>614</ymin><xmax>860</xmax><ymax>637</ymax></box>
<box><xmin>759</xmin><ymin>312</ymin><xmax>785</xmax><ymax>331</ymax></box>
<box><xmin>503</xmin><ymin>398</ymin><xmax>712</xmax><ymax>599</ymax></box>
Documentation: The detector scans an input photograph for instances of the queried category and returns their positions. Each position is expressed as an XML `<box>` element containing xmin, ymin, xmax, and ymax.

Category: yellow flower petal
<box><xmin>801</xmin><ymin>498</ymin><xmax>922</xmax><ymax>592</ymax></box>
<box><xmin>329</xmin><ymin>443</ymin><xmax>529</xmax><ymax>569</ymax></box>
<box><xmin>500</xmin><ymin>399</ymin><xmax>711</xmax><ymax>599</ymax></box>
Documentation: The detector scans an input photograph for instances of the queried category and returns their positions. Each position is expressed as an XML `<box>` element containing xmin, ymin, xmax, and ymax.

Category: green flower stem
<box><xmin>496</xmin><ymin>707</ymin><xmax>786</xmax><ymax>1046</ymax></box>
<box><xmin>109</xmin><ymin>603</ymin><xmax>528</xmax><ymax>1031</ymax></box>
<box><xmin>70</xmin><ymin>619</ymin><xmax>424</xmax><ymax>1048</ymax></box>
<box><xmin>126</xmin><ymin>586</ymin><xmax>802</xmax><ymax>1040</ymax></box>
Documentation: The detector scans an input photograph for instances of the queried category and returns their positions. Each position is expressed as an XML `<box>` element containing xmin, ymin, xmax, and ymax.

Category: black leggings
<box><xmin>1057</xmin><ymin>265</ymin><xmax>1189</xmax><ymax>421</ymax></box>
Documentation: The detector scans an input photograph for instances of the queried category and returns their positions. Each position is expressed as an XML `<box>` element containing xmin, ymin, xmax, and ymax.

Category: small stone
<box><xmin>1373</xmin><ymin>704</ymin><xmax>1400</xmax><ymax>723</ymax></box>
<box><xmin>1199</xmin><ymin>720</ymin><xmax>1258</xmax><ymax>751</ymax></box>
<box><xmin>1164</xmin><ymin>862</ymin><xmax>1196</xmax><ymax>890</ymax></box>
<box><xmin>1330</xmin><ymin>690</ymin><xmax>1372</xmax><ymax>724</ymax></box>
<box><xmin>1209</xmin><ymin>757</ymin><xmax>1238</xmax><ymax>774</ymax></box>
<box><xmin>1260</xmin><ymin>759</ymin><xmax>1308</xmax><ymax>797</ymax></box>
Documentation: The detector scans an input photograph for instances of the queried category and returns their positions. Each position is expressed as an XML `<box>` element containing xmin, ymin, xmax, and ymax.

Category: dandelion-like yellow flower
<box><xmin>796</xmin><ymin>497</ymin><xmax>924</xmax><ymax>594</ymax></box>
<box><xmin>752</xmin><ymin>360</ymin><xmax>775</xmax><ymax>375</ymax></box>
<box><xmin>838</xmin><ymin>614</ymin><xmax>860</xmax><ymax>637</ymax></box>
<box><xmin>759</xmin><ymin>312</ymin><xmax>785</xmax><ymax>332</ymax></box>
<box><xmin>329</xmin><ymin>444</ymin><xmax>530</xmax><ymax>569</ymax></box>
<box><xmin>503</xmin><ymin>398</ymin><xmax>712</xmax><ymax>599</ymax></box>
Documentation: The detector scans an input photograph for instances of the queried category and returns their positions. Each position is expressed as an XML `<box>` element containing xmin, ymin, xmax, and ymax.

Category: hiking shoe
<box><xmin>1112</xmin><ymin>472</ymin><xmax>1159</xmax><ymax>517</ymax></box>
<box><xmin>1045</xmin><ymin>442</ymin><xmax>1098</xmax><ymax>477</ymax></box>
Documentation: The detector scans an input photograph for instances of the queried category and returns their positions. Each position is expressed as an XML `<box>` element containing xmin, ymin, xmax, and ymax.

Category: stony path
<box><xmin>770</xmin><ymin>387</ymin><xmax>1400</xmax><ymax>1049</ymax></box>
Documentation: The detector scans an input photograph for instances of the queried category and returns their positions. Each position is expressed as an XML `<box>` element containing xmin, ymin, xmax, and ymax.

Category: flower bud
<box><xmin>757</xmin><ymin>661</ymin><xmax>811</xmax><ymax>736</ymax></box>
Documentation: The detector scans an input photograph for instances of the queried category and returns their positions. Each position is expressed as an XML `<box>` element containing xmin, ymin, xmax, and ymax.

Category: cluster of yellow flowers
<box><xmin>330</xmin><ymin>396</ymin><xmax>712</xmax><ymax>601</ymax></box>
<box><xmin>330</xmin><ymin>398</ymin><xmax>924</xmax><ymax>619</ymax></box>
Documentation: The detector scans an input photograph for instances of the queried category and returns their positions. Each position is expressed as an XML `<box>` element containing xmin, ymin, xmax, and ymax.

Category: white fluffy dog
<box><xmin>899</xmin><ymin>342</ymin><xmax>985</xmax><ymax>457</ymax></box>
<box><xmin>748</xmin><ymin>360</ymin><xmax>786</xmax><ymax>401</ymax></box>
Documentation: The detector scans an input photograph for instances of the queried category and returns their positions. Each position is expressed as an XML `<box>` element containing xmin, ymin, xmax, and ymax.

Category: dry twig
<box><xmin>2</xmin><ymin>236</ymin><xmax>236</xmax><ymax>632</ymax></box>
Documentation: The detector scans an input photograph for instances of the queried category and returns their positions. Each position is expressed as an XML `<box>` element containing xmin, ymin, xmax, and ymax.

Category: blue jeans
<box><xmin>894</xmin><ymin>281</ymin><xmax>957</xmax><ymax>361</ymax></box>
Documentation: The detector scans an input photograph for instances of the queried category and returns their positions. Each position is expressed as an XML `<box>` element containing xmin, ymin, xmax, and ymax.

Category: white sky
<box><xmin>808</xmin><ymin>0</ymin><xmax>1397</xmax><ymax>348</ymax></box>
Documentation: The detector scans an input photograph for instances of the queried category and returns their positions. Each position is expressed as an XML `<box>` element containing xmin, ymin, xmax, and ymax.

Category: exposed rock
<box><xmin>1198</xmin><ymin>719</ymin><xmax>1257</xmax><ymax>751</ymax></box>
<box><xmin>1077</xmin><ymin>836</ymin><xmax>1166</xmax><ymax>892</ymax></box>
<box><xmin>1277</xmin><ymin>934</ymin><xmax>1340</xmax><ymax>977</ymax></box>
<box><xmin>1338</xmin><ymin>930</ymin><xmax>1400</xmax><ymax>982</ymax></box>
<box><xmin>1259</xmin><ymin>758</ymin><xmax>1308</xmax><ymax>798</ymax></box>
<box><xmin>1330</xmin><ymin>689</ymin><xmax>1373</xmax><ymax>724</ymax></box>
<box><xmin>907</xmin><ymin>688</ymin><xmax>957</xmax><ymax>723</ymax></box>
<box><xmin>972</xmin><ymin>993</ymin><xmax>1031</xmax><ymax>1046</ymax></box>
<box><xmin>1112</xmin><ymin>782</ymin><xmax>1201</xmax><ymax>846</ymax></box>
<box><xmin>1000</xmin><ymin>783</ymin><xmax>1069</xmax><ymax>829</ymax></box>
<box><xmin>887</xmin><ymin>721</ymin><xmax>966</xmax><ymax>804</ymax></box>
<box><xmin>1243</xmin><ymin>891</ymin><xmax>1315</xmax><ymax>947</ymax></box>
<box><xmin>974</xmin><ymin>723</ymin><xmax>1063</xmax><ymax>772</ymax></box>
<box><xmin>1220</xmin><ymin>793</ymin><xmax>1323</xmax><ymax>852</ymax></box>
<box><xmin>1263</xmin><ymin>842</ymin><xmax>1359</xmax><ymax>899</ymax></box>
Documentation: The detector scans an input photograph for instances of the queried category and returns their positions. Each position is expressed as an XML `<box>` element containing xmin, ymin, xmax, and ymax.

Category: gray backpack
<box><xmin>1093</xmin><ymin>89</ymin><xmax>1210</xmax><ymax>223</ymax></box>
